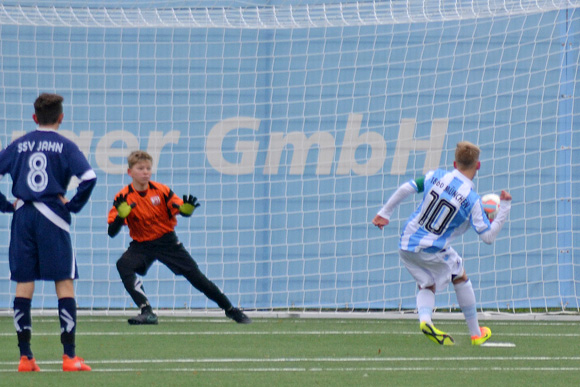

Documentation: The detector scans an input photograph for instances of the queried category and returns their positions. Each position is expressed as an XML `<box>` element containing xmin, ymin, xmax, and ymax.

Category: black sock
<box><xmin>58</xmin><ymin>298</ymin><xmax>77</xmax><ymax>358</ymax></box>
<box><xmin>13</xmin><ymin>297</ymin><xmax>33</xmax><ymax>359</ymax></box>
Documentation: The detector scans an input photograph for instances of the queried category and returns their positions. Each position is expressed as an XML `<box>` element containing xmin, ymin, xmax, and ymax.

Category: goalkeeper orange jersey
<box><xmin>107</xmin><ymin>181</ymin><xmax>183</xmax><ymax>242</ymax></box>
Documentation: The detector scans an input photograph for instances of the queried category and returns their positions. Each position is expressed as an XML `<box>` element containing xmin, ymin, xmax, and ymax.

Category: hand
<box><xmin>113</xmin><ymin>193</ymin><xmax>135</xmax><ymax>219</ymax></box>
<box><xmin>372</xmin><ymin>214</ymin><xmax>389</xmax><ymax>230</ymax></box>
<box><xmin>172</xmin><ymin>195</ymin><xmax>200</xmax><ymax>217</ymax></box>
<box><xmin>58</xmin><ymin>194</ymin><xmax>68</xmax><ymax>205</ymax></box>
<box><xmin>500</xmin><ymin>190</ymin><xmax>512</xmax><ymax>201</ymax></box>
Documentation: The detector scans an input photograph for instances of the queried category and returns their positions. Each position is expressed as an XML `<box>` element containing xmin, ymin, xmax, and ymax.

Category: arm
<box><xmin>107</xmin><ymin>192</ymin><xmax>135</xmax><ymax>238</ymax></box>
<box><xmin>373</xmin><ymin>180</ymin><xmax>418</xmax><ymax>229</ymax></box>
<box><xmin>479</xmin><ymin>190</ymin><xmax>512</xmax><ymax>244</ymax></box>
<box><xmin>0</xmin><ymin>149</ymin><xmax>15</xmax><ymax>213</ymax></box>
<box><xmin>108</xmin><ymin>216</ymin><xmax>124</xmax><ymax>237</ymax></box>
<box><xmin>0</xmin><ymin>191</ymin><xmax>14</xmax><ymax>213</ymax></box>
<box><xmin>65</xmin><ymin>169</ymin><xmax>97</xmax><ymax>213</ymax></box>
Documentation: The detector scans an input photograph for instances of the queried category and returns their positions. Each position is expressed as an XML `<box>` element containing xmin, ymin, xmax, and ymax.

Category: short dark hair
<box><xmin>34</xmin><ymin>93</ymin><xmax>64</xmax><ymax>125</ymax></box>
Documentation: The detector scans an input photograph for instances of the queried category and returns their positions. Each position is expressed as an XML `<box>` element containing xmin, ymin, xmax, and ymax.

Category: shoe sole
<box><xmin>472</xmin><ymin>335</ymin><xmax>491</xmax><ymax>345</ymax></box>
<box><xmin>18</xmin><ymin>358</ymin><xmax>40</xmax><ymax>372</ymax></box>
<box><xmin>18</xmin><ymin>366</ymin><xmax>40</xmax><ymax>372</ymax></box>
<box><xmin>63</xmin><ymin>366</ymin><xmax>92</xmax><ymax>371</ymax></box>
<box><xmin>128</xmin><ymin>319</ymin><xmax>158</xmax><ymax>325</ymax></box>
<box><xmin>226</xmin><ymin>311</ymin><xmax>252</xmax><ymax>324</ymax></box>
<box><xmin>63</xmin><ymin>356</ymin><xmax>91</xmax><ymax>371</ymax></box>
<box><xmin>421</xmin><ymin>324</ymin><xmax>455</xmax><ymax>346</ymax></box>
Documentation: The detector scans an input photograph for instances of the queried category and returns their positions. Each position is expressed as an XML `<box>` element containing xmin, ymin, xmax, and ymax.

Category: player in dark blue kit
<box><xmin>0</xmin><ymin>93</ymin><xmax>97</xmax><ymax>372</ymax></box>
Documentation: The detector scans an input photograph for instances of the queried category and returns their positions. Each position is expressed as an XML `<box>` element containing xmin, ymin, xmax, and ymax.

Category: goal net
<box><xmin>0</xmin><ymin>0</ymin><xmax>578</xmax><ymax>316</ymax></box>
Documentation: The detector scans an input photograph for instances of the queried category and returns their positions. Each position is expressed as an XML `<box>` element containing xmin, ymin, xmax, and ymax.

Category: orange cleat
<box><xmin>18</xmin><ymin>356</ymin><xmax>41</xmax><ymax>372</ymax></box>
<box><xmin>62</xmin><ymin>355</ymin><xmax>92</xmax><ymax>371</ymax></box>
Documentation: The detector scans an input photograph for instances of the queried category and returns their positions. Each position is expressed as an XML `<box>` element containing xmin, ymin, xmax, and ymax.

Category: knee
<box><xmin>452</xmin><ymin>271</ymin><xmax>469</xmax><ymax>285</ymax></box>
<box><xmin>116</xmin><ymin>257</ymin><xmax>137</xmax><ymax>278</ymax></box>
<box><xmin>419</xmin><ymin>285</ymin><xmax>436</xmax><ymax>293</ymax></box>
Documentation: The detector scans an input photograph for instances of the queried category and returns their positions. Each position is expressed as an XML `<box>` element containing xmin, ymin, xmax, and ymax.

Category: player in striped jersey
<box><xmin>0</xmin><ymin>94</ymin><xmax>96</xmax><ymax>371</ymax></box>
<box><xmin>107</xmin><ymin>150</ymin><xmax>251</xmax><ymax>325</ymax></box>
<box><xmin>373</xmin><ymin>141</ymin><xmax>511</xmax><ymax>345</ymax></box>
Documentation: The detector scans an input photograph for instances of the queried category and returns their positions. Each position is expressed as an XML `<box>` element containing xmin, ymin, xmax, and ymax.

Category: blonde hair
<box><xmin>455</xmin><ymin>141</ymin><xmax>480</xmax><ymax>170</ymax></box>
<box><xmin>127</xmin><ymin>150</ymin><xmax>153</xmax><ymax>169</ymax></box>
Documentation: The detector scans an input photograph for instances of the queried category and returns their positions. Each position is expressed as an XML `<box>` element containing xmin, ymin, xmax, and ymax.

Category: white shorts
<box><xmin>399</xmin><ymin>247</ymin><xmax>464</xmax><ymax>291</ymax></box>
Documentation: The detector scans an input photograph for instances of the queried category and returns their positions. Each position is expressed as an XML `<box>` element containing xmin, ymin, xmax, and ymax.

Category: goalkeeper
<box><xmin>107</xmin><ymin>150</ymin><xmax>251</xmax><ymax>325</ymax></box>
<box><xmin>372</xmin><ymin>141</ymin><xmax>511</xmax><ymax>346</ymax></box>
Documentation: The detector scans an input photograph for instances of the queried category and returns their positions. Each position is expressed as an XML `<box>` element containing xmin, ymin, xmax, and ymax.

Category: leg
<box><xmin>9</xmin><ymin>209</ymin><xmax>40</xmax><ymax>371</ymax></box>
<box><xmin>183</xmin><ymin>264</ymin><xmax>232</xmax><ymax>310</ymax></box>
<box><xmin>182</xmin><ymin>267</ymin><xmax>251</xmax><ymax>324</ymax></box>
<box><xmin>55</xmin><ymin>279</ymin><xmax>91</xmax><ymax>371</ymax></box>
<box><xmin>116</xmin><ymin>250</ymin><xmax>153</xmax><ymax>310</ymax></box>
<box><xmin>156</xmin><ymin>242</ymin><xmax>233</xmax><ymax>310</ymax></box>
<box><xmin>452</xmin><ymin>271</ymin><xmax>479</xmax><ymax>335</ymax></box>
<box><xmin>452</xmin><ymin>272</ymin><xmax>491</xmax><ymax>344</ymax></box>
<box><xmin>14</xmin><ymin>282</ymin><xmax>40</xmax><ymax>372</ymax></box>
<box><xmin>416</xmin><ymin>284</ymin><xmax>436</xmax><ymax>325</ymax></box>
<box><xmin>416</xmin><ymin>284</ymin><xmax>454</xmax><ymax>346</ymax></box>
<box><xmin>158</xmin><ymin>243</ymin><xmax>251</xmax><ymax>324</ymax></box>
<box><xmin>55</xmin><ymin>279</ymin><xmax>76</xmax><ymax>358</ymax></box>
<box><xmin>116</xmin><ymin>250</ymin><xmax>158</xmax><ymax>325</ymax></box>
<box><xmin>399</xmin><ymin>249</ymin><xmax>454</xmax><ymax>345</ymax></box>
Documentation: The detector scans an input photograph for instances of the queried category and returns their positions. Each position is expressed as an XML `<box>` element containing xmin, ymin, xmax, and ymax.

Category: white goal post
<box><xmin>0</xmin><ymin>0</ymin><xmax>579</xmax><ymax>317</ymax></box>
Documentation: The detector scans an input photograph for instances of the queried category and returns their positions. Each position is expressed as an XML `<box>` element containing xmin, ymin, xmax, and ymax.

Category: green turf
<box><xmin>1</xmin><ymin>316</ymin><xmax>579</xmax><ymax>386</ymax></box>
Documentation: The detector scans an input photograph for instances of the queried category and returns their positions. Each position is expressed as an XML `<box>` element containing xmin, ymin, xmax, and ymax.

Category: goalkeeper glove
<box><xmin>173</xmin><ymin>195</ymin><xmax>200</xmax><ymax>217</ymax></box>
<box><xmin>113</xmin><ymin>193</ymin><xmax>135</xmax><ymax>219</ymax></box>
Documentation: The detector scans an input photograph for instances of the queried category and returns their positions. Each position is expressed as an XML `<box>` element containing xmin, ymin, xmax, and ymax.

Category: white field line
<box><xmin>1</xmin><ymin>357</ymin><xmax>580</xmax><ymax>373</ymax></box>
<box><xmin>2</xmin><ymin>367</ymin><xmax>580</xmax><ymax>373</ymax></box>
<box><xmin>480</xmin><ymin>342</ymin><xmax>516</xmax><ymax>347</ymax></box>
<box><xmin>2</xmin><ymin>355</ymin><xmax>579</xmax><ymax>366</ymax></box>
<box><xmin>1</xmin><ymin>356</ymin><xmax>580</xmax><ymax>373</ymax></box>
<box><xmin>0</xmin><ymin>330</ymin><xmax>579</xmax><ymax>337</ymax></box>
<box><xmin>2</xmin><ymin>317</ymin><xmax>580</xmax><ymax>327</ymax></box>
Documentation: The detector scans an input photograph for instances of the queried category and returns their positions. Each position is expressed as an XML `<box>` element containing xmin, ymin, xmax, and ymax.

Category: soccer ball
<box><xmin>481</xmin><ymin>193</ymin><xmax>500</xmax><ymax>221</ymax></box>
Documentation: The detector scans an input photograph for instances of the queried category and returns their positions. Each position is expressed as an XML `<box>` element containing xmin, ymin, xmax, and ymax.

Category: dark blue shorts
<box><xmin>9</xmin><ymin>203</ymin><xmax>78</xmax><ymax>282</ymax></box>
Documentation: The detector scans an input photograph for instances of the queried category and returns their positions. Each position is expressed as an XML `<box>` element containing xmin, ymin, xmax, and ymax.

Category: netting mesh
<box><xmin>2</xmin><ymin>1</ymin><xmax>579</xmax><ymax>28</ymax></box>
<box><xmin>0</xmin><ymin>1</ymin><xmax>579</xmax><ymax>314</ymax></box>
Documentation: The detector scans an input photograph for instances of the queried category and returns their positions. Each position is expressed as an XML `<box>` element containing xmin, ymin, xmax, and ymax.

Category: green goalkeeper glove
<box><xmin>113</xmin><ymin>193</ymin><xmax>135</xmax><ymax>219</ymax></box>
<box><xmin>173</xmin><ymin>195</ymin><xmax>200</xmax><ymax>217</ymax></box>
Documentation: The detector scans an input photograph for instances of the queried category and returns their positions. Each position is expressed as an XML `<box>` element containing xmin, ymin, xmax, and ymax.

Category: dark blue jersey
<box><xmin>0</xmin><ymin>128</ymin><xmax>96</xmax><ymax>222</ymax></box>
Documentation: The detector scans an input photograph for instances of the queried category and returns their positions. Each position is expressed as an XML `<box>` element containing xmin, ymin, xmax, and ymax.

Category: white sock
<box><xmin>416</xmin><ymin>288</ymin><xmax>435</xmax><ymax>325</ymax></box>
<box><xmin>454</xmin><ymin>280</ymin><xmax>481</xmax><ymax>336</ymax></box>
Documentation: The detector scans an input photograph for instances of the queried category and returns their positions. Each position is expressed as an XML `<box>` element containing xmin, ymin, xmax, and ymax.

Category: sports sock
<box><xmin>454</xmin><ymin>279</ymin><xmax>481</xmax><ymax>336</ymax></box>
<box><xmin>13</xmin><ymin>297</ymin><xmax>33</xmax><ymax>359</ymax></box>
<box><xmin>416</xmin><ymin>288</ymin><xmax>435</xmax><ymax>325</ymax></box>
<box><xmin>121</xmin><ymin>275</ymin><xmax>151</xmax><ymax>309</ymax></box>
<box><xmin>141</xmin><ymin>304</ymin><xmax>153</xmax><ymax>314</ymax></box>
<box><xmin>58</xmin><ymin>298</ymin><xmax>77</xmax><ymax>358</ymax></box>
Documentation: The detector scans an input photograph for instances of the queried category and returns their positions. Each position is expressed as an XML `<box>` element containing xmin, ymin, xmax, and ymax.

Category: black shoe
<box><xmin>128</xmin><ymin>310</ymin><xmax>158</xmax><ymax>325</ymax></box>
<box><xmin>225</xmin><ymin>307</ymin><xmax>252</xmax><ymax>324</ymax></box>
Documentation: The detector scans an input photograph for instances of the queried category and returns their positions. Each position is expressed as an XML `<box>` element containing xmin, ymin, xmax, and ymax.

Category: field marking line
<box><xmin>2</xmin><ymin>355</ymin><xmax>579</xmax><ymax>366</ymax></box>
<box><xmin>2</xmin><ymin>366</ymin><xmax>580</xmax><ymax>373</ymax></box>
<box><xmin>480</xmin><ymin>342</ymin><xmax>516</xmax><ymax>347</ymax></box>
<box><xmin>1</xmin><ymin>330</ymin><xmax>579</xmax><ymax>337</ymax></box>
<box><xmin>2</xmin><ymin>318</ymin><xmax>580</xmax><ymax>327</ymax></box>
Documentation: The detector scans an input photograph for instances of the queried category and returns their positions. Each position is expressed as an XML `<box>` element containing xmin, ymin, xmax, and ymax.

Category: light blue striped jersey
<box><xmin>399</xmin><ymin>169</ymin><xmax>491</xmax><ymax>253</ymax></box>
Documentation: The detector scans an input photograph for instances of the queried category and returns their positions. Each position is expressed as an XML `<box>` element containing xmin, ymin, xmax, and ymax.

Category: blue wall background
<box><xmin>0</xmin><ymin>8</ymin><xmax>578</xmax><ymax>312</ymax></box>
